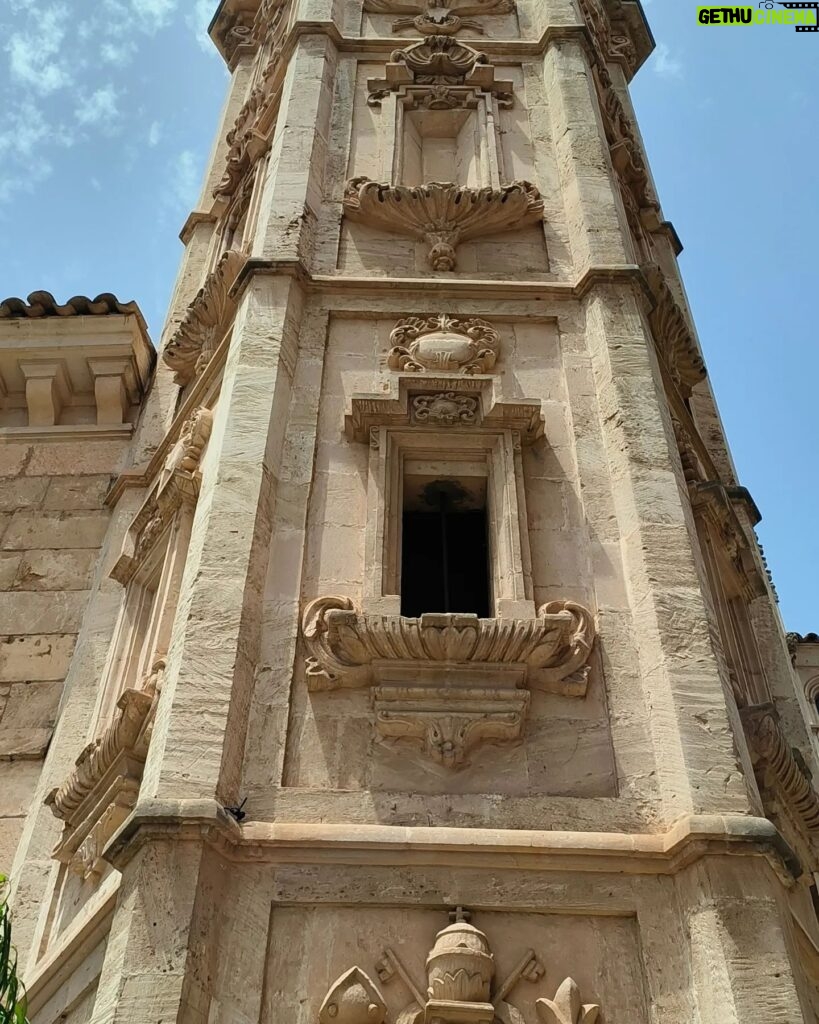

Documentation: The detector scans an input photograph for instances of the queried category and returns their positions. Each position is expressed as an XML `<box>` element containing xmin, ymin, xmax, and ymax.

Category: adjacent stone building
<box><xmin>2</xmin><ymin>1</ymin><xmax>818</xmax><ymax>1021</ymax></box>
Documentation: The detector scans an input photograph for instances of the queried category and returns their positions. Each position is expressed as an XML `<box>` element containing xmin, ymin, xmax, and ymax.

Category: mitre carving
<box><xmin>343</xmin><ymin>179</ymin><xmax>544</xmax><ymax>272</ymax></box>
<box><xmin>301</xmin><ymin>599</ymin><xmax>594</xmax><ymax>765</ymax></box>
<box><xmin>389</xmin><ymin>315</ymin><xmax>500</xmax><ymax>374</ymax></box>
<box><xmin>162</xmin><ymin>250</ymin><xmax>246</xmax><ymax>386</ymax></box>
<box><xmin>320</xmin><ymin>911</ymin><xmax>603</xmax><ymax>1024</ymax></box>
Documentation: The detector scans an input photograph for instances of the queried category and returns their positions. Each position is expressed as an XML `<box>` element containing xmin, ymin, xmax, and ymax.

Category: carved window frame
<box><xmin>365</xmin><ymin>426</ymin><xmax>535</xmax><ymax>620</ymax></box>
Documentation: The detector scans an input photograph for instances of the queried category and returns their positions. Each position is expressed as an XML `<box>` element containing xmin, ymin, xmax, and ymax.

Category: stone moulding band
<box><xmin>342</xmin><ymin>178</ymin><xmax>544</xmax><ymax>272</ymax></box>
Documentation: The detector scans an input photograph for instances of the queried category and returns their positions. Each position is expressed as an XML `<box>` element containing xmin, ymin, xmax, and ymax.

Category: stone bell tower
<box><xmin>6</xmin><ymin>0</ymin><xmax>819</xmax><ymax>1022</ymax></box>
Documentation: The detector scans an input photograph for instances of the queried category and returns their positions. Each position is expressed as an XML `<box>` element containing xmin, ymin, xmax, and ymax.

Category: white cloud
<box><xmin>6</xmin><ymin>3</ymin><xmax>73</xmax><ymax>94</ymax></box>
<box><xmin>148</xmin><ymin>120</ymin><xmax>162</xmax><ymax>146</ymax></box>
<box><xmin>653</xmin><ymin>42</ymin><xmax>683</xmax><ymax>78</ymax></box>
<box><xmin>187</xmin><ymin>0</ymin><xmax>217</xmax><ymax>54</ymax></box>
<box><xmin>75</xmin><ymin>85</ymin><xmax>120</xmax><ymax>126</ymax></box>
<box><xmin>100</xmin><ymin>39</ymin><xmax>138</xmax><ymax>65</ymax></box>
<box><xmin>166</xmin><ymin>149</ymin><xmax>201</xmax><ymax>210</ymax></box>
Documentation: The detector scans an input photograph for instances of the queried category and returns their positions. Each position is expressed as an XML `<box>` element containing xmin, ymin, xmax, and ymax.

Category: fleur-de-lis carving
<box><xmin>319</xmin><ymin>968</ymin><xmax>388</xmax><ymax>1024</ymax></box>
<box><xmin>535</xmin><ymin>978</ymin><xmax>599</xmax><ymax>1024</ymax></box>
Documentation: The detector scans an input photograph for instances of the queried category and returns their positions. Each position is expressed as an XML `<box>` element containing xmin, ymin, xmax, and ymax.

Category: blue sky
<box><xmin>0</xmin><ymin>1</ymin><xmax>815</xmax><ymax>631</ymax></box>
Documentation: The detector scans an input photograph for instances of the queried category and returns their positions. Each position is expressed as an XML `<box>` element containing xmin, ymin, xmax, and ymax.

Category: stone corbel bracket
<box><xmin>643</xmin><ymin>264</ymin><xmax>706</xmax><ymax>399</ymax></box>
<box><xmin>345</xmin><ymin>374</ymin><xmax>542</xmax><ymax>443</ymax></box>
<box><xmin>689</xmin><ymin>480</ymin><xmax>767</xmax><ymax>601</ymax></box>
<box><xmin>741</xmin><ymin>703</ymin><xmax>819</xmax><ymax>840</ymax></box>
<box><xmin>111</xmin><ymin>407</ymin><xmax>213</xmax><ymax>586</ymax></box>
<box><xmin>162</xmin><ymin>249</ymin><xmax>247</xmax><ymax>387</ymax></box>
<box><xmin>342</xmin><ymin>178</ymin><xmax>544</xmax><ymax>272</ymax></box>
<box><xmin>46</xmin><ymin>687</ymin><xmax>156</xmax><ymax>881</ymax></box>
<box><xmin>300</xmin><ymin>598</ymin><xmax>596</xmax><ymax>768</ymax></box>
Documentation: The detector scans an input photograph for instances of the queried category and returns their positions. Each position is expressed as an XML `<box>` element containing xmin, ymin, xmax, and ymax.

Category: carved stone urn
<box><xmin>425</xmin><ymin>918</ymin><xmax>495</xmax><ymax>1024</ymax></box>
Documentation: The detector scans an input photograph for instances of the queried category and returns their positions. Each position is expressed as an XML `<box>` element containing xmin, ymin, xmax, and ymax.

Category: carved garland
<box><xmin>343</xmin><ymin>178</ymin><xmax>544</xmax><ymax>272</ymax></box>
<box><xmin>319</xmin><ymin>911</ymin><xmax>599</xmax><ymax>1024</ymax></box>
<box><xmin>162</xmin><ymin>250</ymin><xmax>246</xmax><ymax>387</ymax></box>
<box><xmin>643</xmin><ymin>265</ymin><xmax>706</xmax><ymax>399</ymax></box>
<box><xmin>363</xmin><ymin>0</ymin><xmax>516</xmax><ymax>15</ymax></box>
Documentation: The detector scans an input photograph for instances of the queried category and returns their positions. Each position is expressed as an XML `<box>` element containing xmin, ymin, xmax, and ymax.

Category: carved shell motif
<box><xmin>319</xmin><ymin>968</ymin><xmax>388</xmax><ymax>1024</ymax></box>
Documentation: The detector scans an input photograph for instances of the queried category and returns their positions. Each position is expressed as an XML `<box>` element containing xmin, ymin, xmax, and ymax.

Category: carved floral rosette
<box><xmin>343</xmin><ymin>179</ymin><xmax>544</xmax><ymax>271</ymax></box>
<box><xmin>389</xmin><ymin>314</ymin><xmax>500</xmax><ymax>374</ymax></box>
<box><xmin>300</xmin><ymin>599</ymin><xmax>595</xmax><ymax>767</ymax></box>
<box><xmin>318</xmin><ymin>912</ymin><xmax>600</xmax><ymax>1024</ymax></box>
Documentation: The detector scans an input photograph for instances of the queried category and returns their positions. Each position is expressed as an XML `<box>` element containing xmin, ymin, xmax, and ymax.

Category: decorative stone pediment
<box><xmin>344</xmin><ymin>376</ymin><xmax>543</xmax><ymax>444</ymax></box>
<box><xmin>741</xmin><ymin>703</ymin><xmax>819</xmax><ymax>842</ymax></box>
<box><xmin>46</xmin><ymin>675</ymin><xmax>160</xmax><ymax>880</ymax></box>
<box><xmin>368</xmin><ymin>36</ymin><xmax>514</xmax><ymax>108</ymax></box>
<box><xmin>301</xmin><ymin>599</ymin><xmax>595</xmax><ymax>767</ymax></box>
<box><xmin>343</xmin><ymin>179</ymin><xmax>544</xmax><ymax>272</ymax></box>
<box><xmin>111</xmin><ymin>407</ymin><xmax>213</xmax><ymax>586</ymax></box>
<box><xmin>389</xmin><ymin>315</ymin><xmax>500</xmax><ymax>374</ymax></box>
<box><xmin>320</xmin><ymin>911</ymin><xmax>600</xmax><ymax>1024</ymax></box>
<box><xmin>162</xmin><ymin>250</ymin><xmax>246</xmax><ymax>386</ymax></box>
<box><xmin>643</xmin><ymin>265</ymin><xmax>706</xmax><ymax>399</ymax></box>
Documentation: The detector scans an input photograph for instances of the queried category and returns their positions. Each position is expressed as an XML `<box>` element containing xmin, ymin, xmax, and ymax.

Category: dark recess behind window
<box><xmin>401</xmin><ymin>506</ymin><xmax>490</xmax><ymax>618</ymax></box>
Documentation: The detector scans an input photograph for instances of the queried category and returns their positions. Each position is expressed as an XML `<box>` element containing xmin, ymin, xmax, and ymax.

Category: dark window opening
<box><xmin>401</xmin><ymin>477</ymin><xmax>491</xmax><ymax>618</ymax></box>
<box><xmin>811</xmin><ymin>883</ymin><xmax>819</xmax><ymax>925</ymax></box>
<box><xmin>814</xmin><ymin>694</ymin><xmax>819</xmax><ymax>719</ymax></box>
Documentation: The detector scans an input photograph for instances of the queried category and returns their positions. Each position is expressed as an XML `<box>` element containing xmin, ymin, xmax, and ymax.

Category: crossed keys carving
<box><xmin>317</xmin><ymin>910</ymin><xmax>601</xmax><ymax>1024</ymax></box>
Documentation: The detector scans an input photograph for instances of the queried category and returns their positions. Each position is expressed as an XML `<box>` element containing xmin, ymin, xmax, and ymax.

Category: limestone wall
<box><xmin>0</xmin><ymin>442</ymin><xmax>134</xmax><ymax>868</ymax></box>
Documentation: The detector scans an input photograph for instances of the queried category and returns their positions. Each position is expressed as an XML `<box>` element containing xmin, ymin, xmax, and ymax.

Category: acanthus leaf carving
<box><xmin>162</xmin><ymin>250</ymin><xmax>246</xmax><ymax>386</ymax></box>
<box><xmin>388</xmin><ymin>314</ymin><xmax>500</xmax><ymax>375</ymax></box>
<box><xmin>300</xmin><ymin>600</ymin><xmax>595</xmax><ymax>767</ymax></box>
<box><xmin>535</xmin><ymin>979</ymin><xmax>600</xmax><ymax>1024</ymax></box>
<box><xmin>343</xmin><ymin>179</ymin><xmax>544</xmax><ymax>272</ymax></box>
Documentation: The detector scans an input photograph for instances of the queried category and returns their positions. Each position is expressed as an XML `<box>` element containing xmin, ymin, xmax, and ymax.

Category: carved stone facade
<box><xmin>3</xmin><ymin>3</ymin><xmax>819</xmax><ymax>1024</ymax></box>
